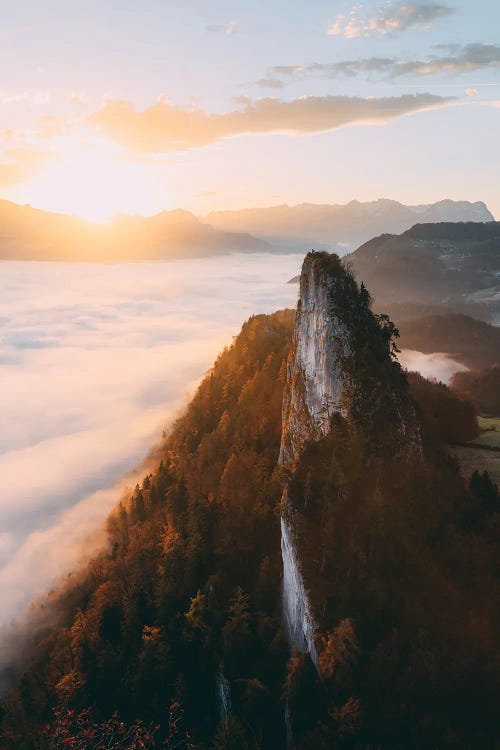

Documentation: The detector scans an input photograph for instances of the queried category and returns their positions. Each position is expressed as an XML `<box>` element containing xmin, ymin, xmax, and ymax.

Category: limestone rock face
<box><xmin>280</xmin><ymin>513</ymin><xmax>319</xmax><ymax>667</ymax></box>
<box><xmin>279</xmin><ymin>252</ymin><xmax>353</xmax><ymax>665</ymax></box>
<box><xmin>279</xmin><ymin>252</ymin><xmax>351</xmax><ymax>469</ymax></box>
<box><xmin>216</xmin><ymin>671</ymin><xmax>231</xmax><ymax>721</ymax></box>
<box><xmin>279</xmin><ymin>251</ymin><xmax>420</xmax><ymax>665</ymax></box>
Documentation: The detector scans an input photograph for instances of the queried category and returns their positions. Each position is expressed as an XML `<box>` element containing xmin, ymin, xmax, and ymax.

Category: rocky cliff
<box><xmin>279</xmin><ymin>251</ymin><xmax>420</xmax><ymax>665</ymax></box>
<box><xmin>279</xmin><ymin>253</ymin><xmax>352</xmax><ymax>665</ymax></box>
<box><xmin>279</xmin><ymin>252</ymin><xmax>351</xmax><ymax>468</ymax></box>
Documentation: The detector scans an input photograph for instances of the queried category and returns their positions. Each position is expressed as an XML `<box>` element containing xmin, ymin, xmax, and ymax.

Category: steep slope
<box><xmin>207</xmin><ymin>199</ymin><xmax>493</xmax><ymax>250</ymax></box>
<box><xmin>0</xmin><ymin>200</ymin><xmax>268</xmax><ymax>261</ymax></box>
<box><xmin>451</xmin><ymin>365</ymin><xmax>500</xmax><ymax>416</ymax></box>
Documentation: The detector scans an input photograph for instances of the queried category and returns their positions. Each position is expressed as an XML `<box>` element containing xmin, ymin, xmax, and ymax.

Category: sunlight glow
<box><xmin>8</xmin><ymin>135</ymin><xmax>172</xmax><ymax>222</ymax></box>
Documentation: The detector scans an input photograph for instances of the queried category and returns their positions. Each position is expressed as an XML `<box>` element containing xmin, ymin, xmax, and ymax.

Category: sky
<box><xmin>0</xmin><ymin>0</ymin><xmax>498</xmax><ymax>220</ymax></box>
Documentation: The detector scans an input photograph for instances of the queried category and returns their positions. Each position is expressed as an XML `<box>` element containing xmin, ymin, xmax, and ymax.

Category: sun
<box><xmin>8</xmin><ymin>135</ymin><xmax>170</xmax><ymax>223</ymax></box>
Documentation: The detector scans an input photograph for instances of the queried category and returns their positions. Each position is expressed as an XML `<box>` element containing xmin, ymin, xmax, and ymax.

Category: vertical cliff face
<box><xmin>281</xmin><ymin>514</ymin><xmax>319</xmax><ymax>666</ymax></box>
<box><xmin>279</xmin><ymin>252</ymin><xmax>352</xmax><ymax>664</ymax></box>
<box><xmin>217</xmin><ymin>671</ymin><xmax>231</xmax><ymax>721</ymax></box>
<box><xmin>279</xmin><ymin>252</ymin><xmax>351</xmax><ymax>468</ymax></box>
<box><xmin>279</xmin><ymin>251</ymin><xmax>420</xmax><ymax>665</ymax></box>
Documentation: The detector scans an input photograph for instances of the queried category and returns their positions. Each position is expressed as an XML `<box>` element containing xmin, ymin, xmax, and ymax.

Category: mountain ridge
<box><xmin>0</xmin><ymin>200</ymin><xmax>269</xmax><ymax>261</ymax></box>
<box><xmin>0</xmin><ymin>198</ymin><xmax>494</xmax><ymax>260</ymax></box>
<box><xmin>207</xmin><ymin>199</ymin><xmax>494</xmax><ymax>250</ymax></box>
<box><xmin>346</xmin><ymin>220</ymin><xmax>500</xmax><ymax>322</ymax></box>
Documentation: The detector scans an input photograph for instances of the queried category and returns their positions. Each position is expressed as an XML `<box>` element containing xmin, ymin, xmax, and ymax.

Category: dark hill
<box><xmin>397</xmin><ymin>313</ymin><xmax>500</xmax><ymax>369</ymax></box>
<box><xmin>346</xmin><ymin>221</ymin><xmax>500</xmax><ymax>321</ymax></box>
<box><xmin>404</xmin><ymin>221</ymin><xmax>500</xmax><ymax>242</ymax></box>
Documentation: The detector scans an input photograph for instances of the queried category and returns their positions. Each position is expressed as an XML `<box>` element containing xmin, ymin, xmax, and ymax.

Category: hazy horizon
<box><xmin>0</xmin><ymin>194</ymin><xmax>496</xmax><ymax>224</ymax></box>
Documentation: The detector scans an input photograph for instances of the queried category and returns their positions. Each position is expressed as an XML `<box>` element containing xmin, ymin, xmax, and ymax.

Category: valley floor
<box><xmin>451</xmin><ymin>418</ymin><xmax>500</xmax><ymax>484</ymax></box>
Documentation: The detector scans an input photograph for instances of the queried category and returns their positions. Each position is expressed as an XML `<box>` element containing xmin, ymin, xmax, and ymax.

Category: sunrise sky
<box><xmin>1</xmin><ymin>0</ymin><xmax>499</xmax><ymax>220</ymax></box>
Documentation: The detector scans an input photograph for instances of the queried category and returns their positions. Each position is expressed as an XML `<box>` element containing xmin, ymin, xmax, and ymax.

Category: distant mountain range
<box><xmin>0</xmin><ymin>198</ymin><xmax>494</xmax><ymax>261</ymax></box>
<box><xmin>207</xmin><ymin>199</ymin><xmax>494</xmax><ymax>251</ymax></box>
<box><xmin>0</xmin><ymin>201</ymin><xmax>269</xmax><ymax>261</ymax></box>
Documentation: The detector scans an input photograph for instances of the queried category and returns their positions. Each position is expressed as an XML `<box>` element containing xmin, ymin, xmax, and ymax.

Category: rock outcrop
<box><xmin>279</xmin><ymin>251</ymin><xmax>420</xmax><ymax>666</ymax></box>
<box><xmin>279</xmin><ymin>252</ymin><xmax>353</xmax><ymax>666</ymax></box>
<box><xmin>279</xmin><ymin>252</ymin><xmax>351</xmax><ymax>468</ymax></box>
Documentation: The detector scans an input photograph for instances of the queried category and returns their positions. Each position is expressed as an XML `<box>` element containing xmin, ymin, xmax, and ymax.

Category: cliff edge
<box><xmin>279</xmin><ymin>251</ymin><xmax>421</xmax><ymax>665</ymax></box>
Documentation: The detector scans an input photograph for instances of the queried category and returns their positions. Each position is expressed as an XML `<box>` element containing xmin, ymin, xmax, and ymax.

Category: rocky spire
<box><xmin>279</xmin><ymin>251</ymin><xmax>420</xmax><ymax>666</ymax></box>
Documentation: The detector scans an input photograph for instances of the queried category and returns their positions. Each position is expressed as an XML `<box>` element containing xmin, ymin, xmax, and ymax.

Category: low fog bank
<box><xmin>398</xmin><ymin>349</ymin><xmax>468</xmax><ymax>383</ymax></box>
<box><xmin>0</xmin><ymin>254</ymin><xmax>301</xmax><ymax>627</ymax></box>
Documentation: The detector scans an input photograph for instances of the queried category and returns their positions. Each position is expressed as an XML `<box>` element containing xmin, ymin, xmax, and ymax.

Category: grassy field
<box><xmin>475</xmin><ymin>416</ymin><xmax>500</xmax><ymax>449</ymax></box>
<box><xmin>452</xmin><ymin>445</ymin><xmax>500</xmax><ymax>485</ymax></box>
<box><xmin>451</xmin><ymin>416</ymin><xmax>500</xmax><ymax>485</ymax></box>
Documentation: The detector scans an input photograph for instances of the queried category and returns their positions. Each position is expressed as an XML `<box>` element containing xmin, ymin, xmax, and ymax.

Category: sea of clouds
<box><xmin>0</xmin><ymin>254</ymin><xmax>303</xmax><ymax>626</ymax></box>
<box><xmin>0</xmin><ymin>255</ymin><xmax>468</xmax><ymax>628</ymax></box>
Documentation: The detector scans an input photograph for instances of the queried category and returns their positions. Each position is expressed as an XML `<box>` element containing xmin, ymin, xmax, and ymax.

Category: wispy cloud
<box><xmin>265</xmin><ymin>43</ymin><xmax>500</xmax><ymax>83</ymax></box>
<box><xmin>0</xmin><ymin>147</ymin><xmax>54</xmax><ymax>188</ymax></box>
<box><xmin>68</xmin><ymin>92</ymin><xmax>86</xmax><ymax>106</ymax></box>
<box><xmin>255</xmin><ymin>78</ymin><xmax>286</xmax><ymax>89</ymax></box>
<box><xmin>393</xmin><ymin>42</ymin><xmax>500</xmax><ymax>75</ymax></box>
<box><xmin>206</xmin><ymin>20</ymin><xmax>237</xmax><ymax>35</ymax></box>
<box><xmin>328</xmin><ymin>2</ymin><xmax>455</xmax><ymax>38</ymax></box>
<box><xmin>36</xmin><ymin>114</ymin><xmax>73</xmax><ymax>139</ymax></box>
<box><xmin>87</xmin><ymin>93</ymin><xmax>453</xmax><ymax>154</ymax></box>
<box><xmin>0</xmin><ymin>89</ymin><xmax>51</xmax><ymax>105</ymax></box>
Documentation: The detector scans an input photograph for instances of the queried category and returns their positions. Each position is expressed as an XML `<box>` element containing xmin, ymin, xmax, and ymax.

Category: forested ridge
<box><xmin>0</xmin><ymin>300</ymin><xmax>498</xmax><ymax>749</ymax></box>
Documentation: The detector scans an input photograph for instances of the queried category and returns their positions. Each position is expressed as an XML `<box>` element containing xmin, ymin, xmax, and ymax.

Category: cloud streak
<box><xmin>206</xmin><ymin>21</ymin><xmax>237</xmax><ymax>35</ymax></box>
<box><xmin>328</xmin><ymin>2</ymin><xmax>454</xmax><ymax>38</ymax></box>
<box><xmin>88</xmin><ymin>93</ymin><xmax>453</xmax><ymax>153</ymax></box>
<box><xmin>265</xmin><ymin>43</ymin><xmax>500</xmax><ymax>84</ymax></box>
<box><xmin>255</xmin><ymin>78</ymin><xmax>286</xmax><ymax>89</ymax></box>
